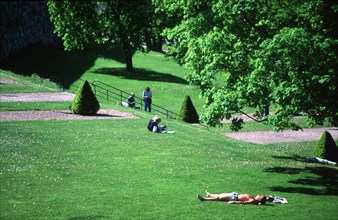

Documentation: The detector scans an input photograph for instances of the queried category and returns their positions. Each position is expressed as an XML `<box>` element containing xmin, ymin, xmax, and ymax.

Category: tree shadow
<box><xmin>0</xmin><ymin>44</ymin><xmax>95</xmax><ymax>89</ymax></box>
<box><xmin>0</xmin><ymin>44</ymin><xmax>135</xmax><ymax>89</ymax></box>
<box><xmin>264</xmin><ymin>155</ymin><xmax>338</xmax><ymax>196</ymax></box>
<box><xmin>92</xmin><ymin>67</ymin><xmax>188</xmax><ymax>84</ymax></box>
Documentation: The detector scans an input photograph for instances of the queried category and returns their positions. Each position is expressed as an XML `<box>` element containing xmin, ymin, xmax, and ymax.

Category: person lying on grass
<box><xmin>198</xmin><ymin>190</ymin><xmax>267</xmax><ymax>205</ymax></box>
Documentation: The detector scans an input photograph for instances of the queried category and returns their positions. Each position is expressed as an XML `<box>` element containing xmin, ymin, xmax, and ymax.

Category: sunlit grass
<box><xmin>1</xmin><ymin>119</ymin><xmax>337</xmax><ymax>219</ymax></box>
<box><xmin>1</xmin><ymin>50</ymin><xmax>337</xmax><ymax>219</ymax></box>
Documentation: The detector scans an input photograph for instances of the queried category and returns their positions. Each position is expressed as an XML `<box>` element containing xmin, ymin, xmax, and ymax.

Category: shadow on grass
<box><xmin>92</xmin><ymin>67</ymin><xmax>188</xmax><ymax>85</ymax></box>
<box><xmin>265</xmin><ymin>155</ymin><xmax>338</xmax><ymax>195</ymax></box>
<box><xmin>0</xmin><ymin>44</ymin><xmax>132</xmax><ymax>89</ymax></box>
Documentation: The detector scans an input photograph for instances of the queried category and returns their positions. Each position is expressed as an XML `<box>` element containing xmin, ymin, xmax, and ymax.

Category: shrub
<box><xmin>313</xmin><ymin>131</ymin><xmax>338</xmax><ymax>163</ymax></box>
<box><xmin>70</xmin><ymin>80</ymin><xmax>100</xmax><ymax>115</ymax></box>
<box><xmin>177</xmin><ymin>95</ymin><xmax>199</xmax><ymax>123</ymax></box>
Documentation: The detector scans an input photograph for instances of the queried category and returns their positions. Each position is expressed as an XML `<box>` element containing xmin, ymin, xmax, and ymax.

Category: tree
<box><xmin>313</xmin><ymin>131</ymin><xmax>338</xmax><ymax>163</ymax></box>
<box><xmin>154</xmin><ymin>0</ymin><xmax>338</xmax><ymax>131</ymax></box>
<box><xmin>178</xmin><ymin>96</ymin><xmax>199</xmax><ymax>123</ymax></box>
<box><xmin>70</xmin><ymin>80</ymin><xmax>100</xmax><ymax>115</ymax></box>
<box><xmin>47</xmin><ymin>0</ymin><xmax>154</xmax><ymax>71</ymax></box>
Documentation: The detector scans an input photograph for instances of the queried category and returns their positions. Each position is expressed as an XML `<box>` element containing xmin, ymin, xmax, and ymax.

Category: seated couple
<box><xmin>198</xmin><ymin>190</ymin><xmax>267</xmax><ymax>205</ymax></box>
<box><xmin>147</xmin><ymin>115</ymin><xmax>175</xmax><ymax>134</ymax></box>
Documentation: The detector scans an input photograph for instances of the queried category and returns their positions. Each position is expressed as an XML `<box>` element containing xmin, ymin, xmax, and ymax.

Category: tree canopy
<box><xmin>154</xmin><ymin>0</ymin><xmax>338</xmax><ymax>131</ymax></box>
<box><xmin>47</xmin><ymin>0</ymin><xmax>155</xmax><ymax>71</ymax></box>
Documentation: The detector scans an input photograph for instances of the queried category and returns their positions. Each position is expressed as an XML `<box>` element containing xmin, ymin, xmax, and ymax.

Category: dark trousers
<box><xmin>144</xmin><ymin>98</ymin><xmax>151</xmax><ymax>112</ymax></box>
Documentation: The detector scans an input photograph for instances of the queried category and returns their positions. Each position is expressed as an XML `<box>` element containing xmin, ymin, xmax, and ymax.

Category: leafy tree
<box><xmin>178</xmin><ymin>96</ymin><xmax>199</xmax><ymax>123</ymax></box>
<box><xmin>313</xmin><ymin>131</ymin><xmax>338</xmax><ymax>163</ymax></box>
<box><xmin>154</xmin><ymin>0</ymin><xmax>338</xmax><ymax>131</ymax></box>
<box><xmin>0</xmin><ymin>1</ymin><xmax>57</xmax><ymax>59</ymax></box>
<box><xmin>47</xmin><ymin>0</ymin><xmax>154</xmax><ymax>71</ymax></box>
<box><xmin>70</xmin><ymin>80</ymin><xmax>100</xmax><ymax>115</ymax></box>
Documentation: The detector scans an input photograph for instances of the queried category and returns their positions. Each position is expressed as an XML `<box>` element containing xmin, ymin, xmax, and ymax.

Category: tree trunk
<box><xmin>123</xmin><ymin>41</ymin><xmax>134</xmax><ymax>72</ymax></box>
<box><xmin>152</xmin><ymin>36</ymin><xmax>163</xmax><ymax>52</ymax></box>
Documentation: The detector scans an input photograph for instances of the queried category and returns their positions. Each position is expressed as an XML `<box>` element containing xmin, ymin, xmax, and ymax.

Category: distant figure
<box><xmin>198</xmin><ymin>190</ymin><xmax>267</xmax><ymax>205</ymax></box>
<box><xmin>127</xmin><ymin>92</ymin><xmax>136</xmax><ymax>108</ymax></box>
<box><xmin>147</xmin><ymin>115</ymin><xmax>175</xmax><ymax>134</ymax></box>
<box><xmin>142</xmin><ymin>86</ymin><xmax>152</xmax><ymax>112</ymax></box>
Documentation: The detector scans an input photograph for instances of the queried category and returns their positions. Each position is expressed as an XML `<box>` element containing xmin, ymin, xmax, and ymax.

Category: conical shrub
<box><xmin>313</xmin><ymin>131</ymin><xmax>338</xmax><ymax>163</ymax></box>
<box><xmin>178</xmin><ymin>95</ymin><xmax>199</xmax><ymax>123</ymax></box>
<box><xmin>70</xmin><ymin>80</ymin><xmax>100</xmax><ymax>115</ymax></box>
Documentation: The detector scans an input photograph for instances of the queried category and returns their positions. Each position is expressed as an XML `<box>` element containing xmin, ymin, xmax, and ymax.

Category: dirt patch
<box><xmin>0</xmin><ymin>78</ymin><xmax>20</xmax><ymax>85</ymax></box>
<box><xmin>224</xmin><ymin>127</ymin><xmax>338</xmax><ymax>144</ymax></box>
<box><xmin>0</xmin><ymin>92</ymin><xmax>75</xmax><ymax>102</ymax></box>
<box><xmin>0</xmin><ymin>92</ymin><xmax>136</xmax><ymax>121</ymax></box>
<box><xmin>0</xmin><ymin>109</ymin><xmax>136</xmax><ymax>121</ymax></box>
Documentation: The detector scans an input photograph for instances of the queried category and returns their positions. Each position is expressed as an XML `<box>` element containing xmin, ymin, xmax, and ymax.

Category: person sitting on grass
<box><xmin>198</xmin><ymin>190</ymin><xmax>267</xmax><ymax>205</ymax></box>
<box><xmin>147</xmin><ymin>115</ymin><xmax>175</xmax><ymax>134</ymax></box>
<box><xmin>127</xmin><ymin>92</ymin><xmax>136</xmax><ymax>108</ymax></box>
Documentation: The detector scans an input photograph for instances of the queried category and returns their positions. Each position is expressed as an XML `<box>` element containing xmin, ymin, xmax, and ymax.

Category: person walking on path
<box><xmin>142</xmin><ymin>86</ymin><xmax>152</xmax><ymax>112</ymax></box>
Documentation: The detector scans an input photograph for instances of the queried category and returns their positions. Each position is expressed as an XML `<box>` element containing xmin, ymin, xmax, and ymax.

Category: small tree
<box><xmin>313</xmin><ymin>131</ymin><xmax>338</xmax><ymax>163</ymax></box>
<box><xmin>70</xmin><ymin>80</ymin><xmax>100</xmax><ymax>115</ymax></box>
<box><xmin>178</xmin><ymin>96</ymin><xmax>199</xmax><ymax>123</ymax></box>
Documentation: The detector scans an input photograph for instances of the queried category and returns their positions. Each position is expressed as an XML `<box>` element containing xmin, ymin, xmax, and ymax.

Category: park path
<box><xmin>0</xmin><ymin>92</ymin><xmax>75</xmax><ymax>102</ymax></box>
<box><xmin>1</xmin><ymin>92</ymin><xmax>337</xmax><ymax>144</ymax></box>
<box><xmin>223</xmin><ymin>127</ymin><xmax>337</xmax><ymax>144</ymax></box>
<box><xmin>0</xmin><ymin>92</ymin><xmax>136</xmax><ymax>121</ymax></box>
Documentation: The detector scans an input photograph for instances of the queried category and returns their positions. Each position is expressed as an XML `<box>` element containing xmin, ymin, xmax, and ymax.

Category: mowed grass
<box><xmin>1</xmin><ymin>119</ymin><xmax>338</xmax><ymax>219</ymax></box>
<box><xmin>1</xmin><ymin>49</ymin><xmax>338</xmax><ymax>219</ymax></box>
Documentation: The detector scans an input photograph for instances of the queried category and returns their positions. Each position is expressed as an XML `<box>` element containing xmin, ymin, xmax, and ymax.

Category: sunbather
<box><xmin>198</xmin><ymin>190</ymin><xmax>267</xmax><ymax>205</ymax></box>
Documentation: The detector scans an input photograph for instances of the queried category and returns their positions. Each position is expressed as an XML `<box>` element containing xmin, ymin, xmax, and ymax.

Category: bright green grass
<box><xmin>1</xmin><ymin>49</ymin><xmax>337</xmax><ymax>219</ymax></box>
<box><xmin>1</xmin><ymin>119</ymin><xmax>337</xmax><ymax>219</ymax></box>
<box><xmin>67</xmin><ymin>51</ymin><xmax>202</xmax><ymax>114</ymax></box>
<box><xmin>0</xmin><ymin>102</ymin><xmax>70</xmax><ymax>111</ymax></box>
<box><xmin>0</xmin><ymin>46</ymin><xmax>203</xmax><ymax>114</ymax></box>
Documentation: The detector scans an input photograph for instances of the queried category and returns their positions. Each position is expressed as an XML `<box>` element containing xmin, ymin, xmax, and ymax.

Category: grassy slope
<box><xmin>1</xmin><ymin>119</ymin><xmax>337</xmax><ymax>219</ymax></box>
<box><xmin>1</xmin><ymin>49</ymin><xmax>338</xmax><ymax>219</ymax></box>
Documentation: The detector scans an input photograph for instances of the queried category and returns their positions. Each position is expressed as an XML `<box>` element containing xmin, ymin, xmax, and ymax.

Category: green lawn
<box><xmin>1</xmin><ymin>118</ymin><xmax>337</xmax><ymax>219</ymax></box>
<box><xmin>1</xmin><ymin>48</ymin><xmax>337</xmax><ymax>219</ymax></box>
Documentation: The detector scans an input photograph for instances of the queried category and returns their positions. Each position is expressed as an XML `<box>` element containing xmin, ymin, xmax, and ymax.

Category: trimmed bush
<box><xmin>313</xmin><ymin>131</ymin><xmax>338</xmax><ymax>163</ymax></box>
<box><xmin>70</xmin><ymin>80</ymin><xmax>100</xmax><ymax>115</ymax></box>
<box><xmin>178</xmin><ymin>95</ymin><xmax>199</xmax><ymax>123</ymax></box>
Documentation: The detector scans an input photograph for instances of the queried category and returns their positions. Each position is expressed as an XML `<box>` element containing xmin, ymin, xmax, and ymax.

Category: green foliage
<box><xmin>155</xmin><ymin>0</ymin><xmax>338</xmax><ymax>131</ymax></box>
<box><xmin>314</xmin><ymin>131</ymin><xmax>338</xmax><ymax>163</ymax></box>
<box><xmin>70</xmin><ymin>80</ymin><xmax>100</xmax><ymax>115</ymax></box>
<box><xmin>177</xmin><ymin>95</ymin><xmax>199</xmax><ymax>123</ymax></box>
<box><xmin>47</xmin><ymin>0</ymin><xmax>157</xmax><ymax>71</ymax></box>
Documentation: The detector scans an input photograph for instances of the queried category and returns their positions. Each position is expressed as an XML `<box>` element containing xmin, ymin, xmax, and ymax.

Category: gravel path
<box><xmin>0</xmin><ymin>92</ymin><xmax>75</xmax><ymax>102</ymax></box>
<box><xmin>0</xmin><ymin>109</ymin><xmax>136</xmax><ymax>121</ymax></box>
<box><xmin>0</xmin><ymin>92</ymin><xmax>136</xmax><ymax>121</ymax></box>
<box><xmin>224</xmin><ymin>127</ymin><xmax>338</xmax><ymax>144</ymax></box>
<box><xmin>1</xmin><ymin>92</ymin><xmax>336</xmax><ymax>144</ymax></box>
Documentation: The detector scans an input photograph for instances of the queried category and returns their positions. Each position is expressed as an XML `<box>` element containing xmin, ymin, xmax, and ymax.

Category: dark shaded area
<box><xmin>0</xmin><ymin>44</ymin><xmax>97</xmax><ymax>89</ymax></box>
<box><xmin>0</xmin><ymin>1</ymin><xmax>58</xmax><ymax>59</ymax></box>
<box><xmin>271</xmin><ymin>155</ymin><xmax>314</xmax><ymax>164</ymax></box>
<box><xmin>0</xmin><ymin>44</ymin><xmax>186</xmax><ymax>90</ymax></box>
<box><xmin>93</xmin><ymin>67</ymin><xmax>187</xmax><ymax>85</ymax></box>
<box><xmin>265</xmin><ymin>155</ymin><xmax>338</xmax><ymax>195</ymax></box>
<box><xmin>0</xmin><ymin>45</ymin><xmax>129</xmax><ymax>89</ymax></box>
